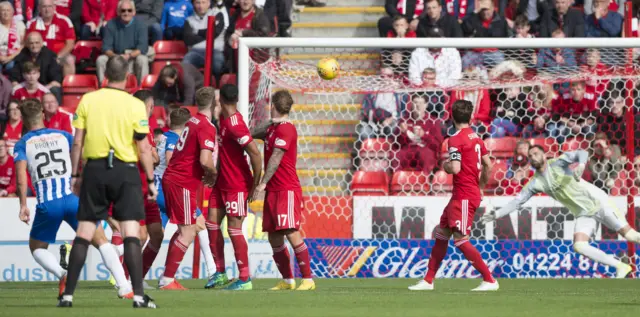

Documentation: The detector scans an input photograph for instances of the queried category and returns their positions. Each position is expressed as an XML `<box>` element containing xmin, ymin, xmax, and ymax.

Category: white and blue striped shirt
<box><xmin>13</xmin><ymin>128</ymin><xmax>73</xmax><ymax>204</ymax></box>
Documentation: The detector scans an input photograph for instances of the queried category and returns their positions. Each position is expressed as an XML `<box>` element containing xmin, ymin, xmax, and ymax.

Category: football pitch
<box><xmin>0</xmin><ymin>279</ymin><xmax>638</xmax><ymax>317</ymax></box>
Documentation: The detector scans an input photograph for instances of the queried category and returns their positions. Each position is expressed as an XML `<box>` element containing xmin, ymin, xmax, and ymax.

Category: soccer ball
<box><xmin>317</xmin><ymin>58</ymin><xmax>340</xmax><ymax>80</ymax></box>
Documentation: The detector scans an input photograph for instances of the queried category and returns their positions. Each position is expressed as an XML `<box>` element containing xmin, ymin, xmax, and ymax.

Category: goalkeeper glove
<box><xmin>574</xmin><ymin>163</ymin><xmax>586</xmax><ymax>182</ymax></box>
<box><xmin>481</xmin><ymin>209</ymin><xmax>496</xmax><ymax>224</ymax></box>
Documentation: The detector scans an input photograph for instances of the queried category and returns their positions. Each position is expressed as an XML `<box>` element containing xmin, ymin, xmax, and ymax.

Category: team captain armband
<box><xmin>448</xmin><ymin>147</ymin><xmax>461</xmax><ymax>161</ymax></box>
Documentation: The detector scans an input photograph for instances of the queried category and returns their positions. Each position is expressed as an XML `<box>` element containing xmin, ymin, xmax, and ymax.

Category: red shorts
<box><xmin>209</xmin><ymin>188</ymin><xmax>249</xmax><ymax>217</ymax></box>
<box><xmin>144</xmin><ymin>200</ymin><xmax>162</xmax><ymax>225</ymax></box>
<box><xmin>163</xmin><ymin>179</ymin><xmax>198</xmax><ymax>225</ymax></box>
<box><xmin>262</xmin><ymin>190</ymin><xmax>303</xmax><ymax>232</ymax></box>
<box><xmin>439</xmin><ymin>199</ymin><xmax>480</xmax><ymax>236</ymax></box>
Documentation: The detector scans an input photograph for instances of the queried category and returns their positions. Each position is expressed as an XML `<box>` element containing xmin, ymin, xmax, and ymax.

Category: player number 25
<box><xmin>35</xmin><ymin>149</ymin><xmax>67</xmax><ymax>179</ymax></box>
<box><xmin>176</xmin><ymin>127</ymin><xmax>190</xmax><ymax>151</ymax></box>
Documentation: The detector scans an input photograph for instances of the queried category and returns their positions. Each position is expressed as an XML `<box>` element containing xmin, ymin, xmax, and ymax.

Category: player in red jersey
<box><xmin>11</xmin><ymin>62</ymin><xmax>50</xmax><ymax>101</ymax></box>
<box><xmin>409</xmin><ymin>100</ymin><xmax>498</xmax><ymax>292</ymax></box>
<box><xmin>205</xmin><ymin>84</ymin><xmax>262</xmax><ymax>290</ymax></box>
<box><xmin>159</xmin><ymin>87</ymin><xmax>217</xmax><ymax>290</ymax></box>
<box><xmin>252</xmin><ymin>90</ymin><xmax>315</xmax><ymax>291</ymax></box>
<box><xmin>43</xmin><ymin>93</ymin><xmax>73</xmax><ymax>134</ymax></box>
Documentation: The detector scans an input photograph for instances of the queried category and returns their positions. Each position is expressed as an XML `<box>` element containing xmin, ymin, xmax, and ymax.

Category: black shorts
<box><xmin>77</xmin><ymin>158</ymin><xmax>145</xmax><ymax>222</ymax></box>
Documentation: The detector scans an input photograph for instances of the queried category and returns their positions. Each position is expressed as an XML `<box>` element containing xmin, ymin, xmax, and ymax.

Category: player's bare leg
<box><xmin>268</xmin><ymin>232</ymin><xmax>296</xmax><ymax>290</ymax></box>
<box><xmin>159</xmin><ymin>224</ymin><xmax>197</xmax><ymax>290</ymax></box>
<box><xmin>91</xmin><ymin>225</ymin><xmax>133</xmax><ymax>298</ymax></box>
<box><xmin>194</xmin><ymin>214</ymin><xmax>217</xmax><ymax>284</ymax></box>
<box><xmin>141</xmin><ymin>222</ymin><xmax>164</xmax><ymax>287</ymax></box>
<box><xmin>223</xmin><ymin>216</ymin><xmax>252</xmax><ymax>290</ymax></box>
<box><xmin>409</xmin><ymin>226</ymin><xmax>451</xmax><ymax>291</ymax></box>
<box><xmin>205</xmin><ymin>207</ymin><xmax>229</xmax><ymax>288</ymax></box>
<box><xmin>29</xmin><ymin>239</ymin><xmax>68</xmax><ymax>298</ymax></box>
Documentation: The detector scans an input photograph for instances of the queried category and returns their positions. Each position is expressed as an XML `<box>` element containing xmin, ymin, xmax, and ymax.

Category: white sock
<box><xmin>198</xmin><ymin>230</ymin><xmax>216</xmax><ymax>276</ymax></box>
<box><xmin>115</xmin><ymin>244</ymin><xmax>124</xmax><ymax>257</ymax></box>
<box><xmin>284</xmin><ymin>279</ymin><xmax>294</xmax><ymax>284</ymax></box>
<box><xmin>624</xmin><ymin>229</ymin><xmax>640</xmax><ymax>244</ymax></box>
<box><xmin>159</xmin><ymin>276</ymin><xmax>174</xmax><ymax>286</ymax></box>
<box><xmin>32</xmin><ymin>249</ymin><xmax>66</xmax><ymax>279</ymax></box>
<box><xmin>62</xmin><ymin>295</ymin><xmax>73</xmax><ymax>301</ymax></box>
<box><xmin>574</xmin><ymin>241</ymin><xmax>621</xmax><ymax>267</ymax></box>
<box><xmin>98</xmin><ymin>243</ymin><xmax>129</xmax><ymax>290</ymax></box>
<box><xmin>302</xmin><ymin>278</ymin><xmax>313</xmax><ymax>282</ymax></box>
<box><xmin>133</xmin><ymin>295</ymin><xmax>144</xmax><ymax>303</ymax></box>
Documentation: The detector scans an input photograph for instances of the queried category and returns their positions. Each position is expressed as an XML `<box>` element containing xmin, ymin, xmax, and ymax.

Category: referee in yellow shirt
<box><xmin>58</xmin><ymin>56</ymin><xmax>157</xmax><ymax>309</ymax></box>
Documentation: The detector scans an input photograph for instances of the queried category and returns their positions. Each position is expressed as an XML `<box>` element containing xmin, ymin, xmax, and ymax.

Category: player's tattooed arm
<box><xmin>251</xmin><ymin>120</ymin><xmax>272</xmax><ymax>140</ymax></box>
<box><xmin>261</xmin><ymin>148</ymin><xmax>285</xmax><ymax>185</ymax></box>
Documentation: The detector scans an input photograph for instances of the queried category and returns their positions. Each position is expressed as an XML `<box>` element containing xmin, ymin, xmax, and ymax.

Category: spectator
<box><xmin>11</xmin><ymin>61</ymin><xmax>49</xmax><ymax>100</ymax></box>
<box><xmin>584</xmin><ymin>0</ymin><xmax>625</xmax><ymax>16</ymax></box>
<box><xmin>9</xmin><ymin>0</ymin><xmax>36</xmax><ymax>23</ymax></box>
<box><xmin>504</xmin><ymin>15</ymin><xmax>536</xmax><ymax>67</ymax></box>
<box><xmin>419</xmin><ymin>68</ymin><xmax>448</xmax><ymax>118</ymax></box>
<box><xmin>378</xmin><ymin>0</ymin><xmax>425</xmax><ymax>37</ymax></box>
<box><xmin>152</xmin><ymin>64</ymin><xmax>183</xmax><ymax>107</ymax></box>
<box><xmin>180</xmin><ymin>62</ymin><xmax>203</xmax><ymax>106</ymax></box>
<box><xmin>160</xmin><ymin>0</ymin><xmax>193</xmax><ymax>40</ymax></box>
<box><xmin>395</xmin><ymin>94</ymin><xmax>443</xmax><ymax>173</ymax></box>
<box><xmin>539</xmin><ymin>0</ymin><xmax>584</xmax><ymax>37</ymax></box>
<box><xmin>10</xmin><ymin>32</ymin><xmax>62</xmax><ymax>102</ymax></box>
<box><xmin>225</xmin><ymin>0</ymin><xmax>271</xmax><ymax>72</ymax></box>
<box><xmin>263</xmin><ymin>0</ymin><xmax>294</xmax><ymax>37</ymax></box>
<box><xmin>135</xmin><ymin>0</ymin><xmax>164</xmax><ymax>45</ymax></box>
<box><xmin>381</xmin><ymin>16</ymin><xmax>416</xmax><ymax>77</ymax></box>
<box><xmin>445</xmin><ymin>59</ymin><xmax>492</xmax><ymax>136</ymax></box>
<box><xmin>0</xmin><ymin>139</ymin><xmax>15</xmax><ymax>197</ymax></box>
<box><xmin>0</xmin><ymin>74</ymin><xmax>12</xmax><ymax>119</ymax></box>
<box><xmin>499</xmin><ymin>0</ymin><xmax>551</xmax><ymax>34</ymax></box>
<box><xmin>585</xmin><ymin>0</ymin><xmax>623</xmax><ymax>37</ymax></box>
<box><xmin>408</xmin><ymin>28</ymin><xmax>461</xmax><ymax>86</ymax></box>
<box><xmin>490</xmin><ymin>86</ymin><xmax>529</xmax><ymax>137</ymax></box>
<box><xmin>54</xmin><ymin>0</ymin><xmax>82</xmax><ymax>36</ymax></box>
<box><xmin>183</xmin><ymin>0</ymin><xmax>228</xmax><ymax>79</ymax></box>
<box><xmin>461</xmin><ymin>0</ymin><xmax>508</xmax><ymax>66</ymax></box>
<box><xmin>358</xmin><ymin>92</ymin><xmax>406</xmax><ymax>140</ymax></box>
<box><xmin>0</xmin><ymin>2</ymin><xmax>25</xmax><ymax>73</ymax></box>
<box><xmin>535</xmin><ymin>29</ymin><xmax>577</xmax><ymax>70</ymax></box>
<box><xmin>550</xmin><ymin>81</ymin><xmax>598</xmax><ymax>142</ymax></box>
<box><xmin>2</xmin><ymin>100</ymin><xmax>21</xmax><ymax>153</ymax></box>
<box><xmin>501</xmin><ymin>140</ymin><xmax>534</xmax><ymax>195</ymax></box>
<box><xmin>587</xmin><ymin>132</ymin><xmax>624</xmax><ymax>193</ymax></box>
<box><xmin>80</xmin><ymin>0</ymin><xmax>118</xmax><ymax>40</ymax></box>
<box><xmin>523</xmin><ymin>84</ymin><xmax>554</xmax><ymax>138</ymax></box>
<box><xmin>598</xmin><ymin>90</ymin><xmax>626</xmax><ymax>149</ymax></box>
<box><xmin>42</xmin><ymin>91</ymin><xmax>72</xmax><ymax>133</ymax></box>
<box><xmin>26</xmin><ymin>0</ymin><xmax>76</xmax><ymax>76</ymax></box>
<box><xmin>582</xmin><ymin>48</ymin><xmax>610</xmax><ymax>95</ymax></box>
<box><xmin>416</xmin><ymin>0</ymin><xmax>463</xmax><ymax>38</ymax></box>
<box><xmin>98</xmin><ymin>0</ymin><xmax>149</xmax><ymax>84</ymax></box>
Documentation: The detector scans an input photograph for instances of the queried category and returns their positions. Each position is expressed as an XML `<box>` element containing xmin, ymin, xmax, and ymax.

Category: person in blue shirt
<box><xmin>15</xmin><ymin>99</ymin><xmax>133</xmax><ymax>300</ymax></box>
<box><xmin>161</xmin><ymin>0</ymin><xmax>194</xmax><ymax>40</ymax></box>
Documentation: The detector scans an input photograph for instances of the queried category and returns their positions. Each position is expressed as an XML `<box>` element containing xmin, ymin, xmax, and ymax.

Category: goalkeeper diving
<box><xmin>482</xmin><ymin>145</ymin><xmax>638</xmax><ymax>278</ymax></box>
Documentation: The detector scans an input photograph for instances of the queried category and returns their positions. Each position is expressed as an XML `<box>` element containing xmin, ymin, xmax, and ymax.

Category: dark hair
<box><xmin>105</xmin><ymin>55</ymin><xmax>129</xmax><ymax>82</ymax></box>
<box><xmin>219</xmin><ymin>84</ymin><xmax>239</xmax><ymax>104</ymax></box>
<box><xmin>170</xmin><ymin>107</ymin><xmax>191</xmax><ymax>128</ymax></box>
<box><xmin>411</xmin><ymin>94</ymin><xmax>426</xmax><ymax>102</ymax></box>
<box><xmin>514</xmin><ymin>15</ymin><xmax>529</xmax><ymax>28</ymax></box>
<box><xmin>392</xmin><ymin>15</ymin><xmax>408</xmax><ymax>23</ymax></box>
<box><xmin>529</xmin><ymin>144</ymin><xmax>545</xmax><ymax>153</ymax></box>
<box><xmin>425</xmin><ymin>0</ymin><xmax>441</xmax><ymax>6</ymax></box>
<box><xmin>22</xmin><ymin>61</ymin><xmax>40</xmax><ymax>74</ymax></box>
<box><xmin>271</xmin><ymin>90</ymin><xmax>294</xmax><ymax>115</ymax></box>
<box><xmin>20</xmin><ymin>98</ymin><xmax>43</xmax><ymax>127</ymax></box>
<box><xmin>133</xmin><ymin>89</ymin><xmax>154</xmax><ymax>103</ymax></box>
<box><xmin>451</xmin><ymin>100</ymin><xmax>474</xmax><ymax>124</ymax></box>
<box><xmin>160</xmin><ymin>65</ymin><xmax>178</xmax><ymax>80</ymax></box>
<box><xmin>153</xmin><ymin>128</ymin><xmax>164</xmax><ymax>136</ymax></box>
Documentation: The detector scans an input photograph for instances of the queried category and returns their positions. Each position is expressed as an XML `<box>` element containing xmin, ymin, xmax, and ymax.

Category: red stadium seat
<box><xmin>152</xmin><ymin>106</ymin><xmax>167</xmax><ymax>123</ymax></box>
<box><xmin>485</xmin><ymin>137</ymin><xmax>518</xmax><ymax>159</ymax></box>
<box><xmin>153</xmin><ymin>41</ymin><xmax>188</xmax><ymax>60</ymax></box>
<box><xmin>431</xmin><ymin>170</ymin><xmax>453</xmax><ymax>194</ymax></box>
<box><xmin>390</xmin><ymin>171</ymin><xmax>429</xmax><ymax>195</ymax></box>
<box><xmin>359</xmin><ymin>158</ymin><xmax>390</xmax><ymax>172</ymax></box>
<box><xmin>74</xmin><ymin>40</ymin><xmax>102</xmax><ymax>52</ymax></box>
<box><xmin>561</xmin><ymin>137</ymin><xmax>589</xmax><ymax>153</ymax></box>
<box><xmin>485</xmin><ymin>159</ymin><xmax>509</xmax><ymax>195</ymax></box>
<box><xmin>184</xmin><ymin>106</ymin><xmax>198</xmax><ymax>116</ymax></box>
<box><xmin>359</xmin><ymin>138</ymin><xmax>391</xmax><ymax>159</ymax></box>
<box><xmin>351</xmin><ymin>171</ymin><xmax>389</xmax><ymax>196</ymax></box>
<box><xmin>141</xmin><ymin>74</ymin><xmax>158</xmax><ymax>90</ymax></box>
<box><xmin>61</xmin><ymin>95</ymin><xmax>81</xmax><ymax>113</ymax></box>
<box><xmin>151</xmin><ymin>60</ymin><xmax>182</xmax><ymax>76</ymax></box>
<box><xmin>62</xmin><ymin>74</ymin><xmax>99</xmax><ymax>94</ymax></box>
<box><xmin>219</xmin><ymin>73</ymin><xmax>237</xmax><ymax>87</ymax></box>
<box><xmin>101</xmin><ymin>73</ymin><xmax>139</xmax><ymax>92</ymax></box>
<box><xmin>528</xmin><ymin>137</ymin><xmax>559</xmax><ymax>156</ymax></box>
<box><xmin>73</xmin><ymin>41</ymin><xmax>102</xmax><ymax>72</ymax></box>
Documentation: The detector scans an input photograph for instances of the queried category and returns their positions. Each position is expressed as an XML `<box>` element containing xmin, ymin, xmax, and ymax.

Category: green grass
<box><xmin>1</xmin><ymin>279</ymin><xmax>639</xmax><ymax>317</ymax></box>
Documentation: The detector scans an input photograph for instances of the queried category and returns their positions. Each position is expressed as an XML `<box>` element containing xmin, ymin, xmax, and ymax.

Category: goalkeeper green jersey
<box><xmin>496</xmin><ymin>150</ymin><xmax>607</xmax><ymax>218</ymax></box>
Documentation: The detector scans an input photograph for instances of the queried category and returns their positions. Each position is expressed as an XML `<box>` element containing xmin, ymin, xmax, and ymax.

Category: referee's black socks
<box><xmin>123</xmin><ymin>237</ymin><xmax>144</xmax><ymax>297</ymax></box>
<box><xmin>64</xmin><ymin>237</ymin><xmax>91</xmax><ymax>297</ymax></box>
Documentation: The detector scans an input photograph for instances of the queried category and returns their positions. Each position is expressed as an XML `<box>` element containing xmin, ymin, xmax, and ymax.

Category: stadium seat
<box><xmin>390</xmin><ymin>171</ymin><xmax>429</xmax><ymax>195</ymax></box>
<box><xmin>561</xmin><ymin>137</ymin><xmax>589</xmax><ymax>153</ymax></box>
<box><xmin>153</xmin><ymin>41</ymin><xmax>188</xmax><ymax>60</ymax></box>
<box><xmin>485</xmin><ymin>137</ymin><xmax>518</xmax><ymax>159</ymax></box>
<box><xmin>351</xmin><ymin>171</ymin><xmax>389</xmax><ymax>196</ymax></box>
<box><xmin>141</xmin><ymin>74</ymin><xmax>158</xmax><ymax>89</ymax></box>
<box><xmin>486</xmin><ymin>159</ymin><xmax>509</xmax><ymax>195</ymax></box>
<box><xmin>184</xmin><ymin>106</ymin><xmax>198</xmax><ymax>116</ymax></box>
<box><xmin>73</xmin><ymin>40</ymin><xmax>102</xmax><ymax>72</ymax></box>
<box><xmin>359</xmin><ymin>138</ymin><xmax>391</xmax><ymax>159</ymax></box>
<box><xmin>359</xmin><ymin>158</ymin><xmax>390</xmax><ymax>172</ymax></box>
<box><xmin>209</xmin><ymin>76</ymin><xmax>217</xmax><ymax>88</ymax></box>
<box><xmin>219</xmin><ymin>73</ymin><xmax>237</xmax><ymax>86</ymax></box>
<box><xmin>431</xmin><ymin>170</ymin><xmax>453</xmax><ymax>194</ymax></box>
<box><xmin>529</xmin><ymin>137</ymin><xmax>559</xmax><ymax>156</ymax></box>
<box><xmin>610</xmin><ymin>170</ymin><xmax>639</xmax><ymax>196</ymax></box>
<box><xmin>61</xmin><ymin>95</ymin><xmax>81</xmax><ymax>113</ymax></box>
<box><xmin>152</xmin><ymin>106</ymin><xmax>167</xmax><ymax>124</ymax></box>
<box><xmin>101</xmin><ymin>73</ymin><xmax>139</xmax><ymax>91</ymax></box>
<box><xmin>62</xmin><ymin>74</ymin><xmax>99</xmax><ymax>94</ymax></box>
<box><xmin>151</xmin><ymin>60</ymin><xmax>182</xmax><ymax>76</ymax></box>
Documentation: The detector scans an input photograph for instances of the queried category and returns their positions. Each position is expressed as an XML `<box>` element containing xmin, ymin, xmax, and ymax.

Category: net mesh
<box><xmin>245</xmin><ymin>45</ymin><xmax>640</xmax><ymax>279</ymax></box>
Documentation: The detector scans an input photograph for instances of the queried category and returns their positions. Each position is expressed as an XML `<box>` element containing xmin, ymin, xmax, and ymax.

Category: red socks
<box><xmin>424</xmin><ymin>232</ymin><xmax>450</xmax><ymax>284</ymax></box>
<box><xmin>272</xmin><ymin>244</ymin><xmax>293</xmax><ymax>279</ymax></box>
<box><xmin>455</xmin><ymin>238</ymin><xmax>495</xmax><ymax>283</ymax></box>
<box><xmin>293</xmin><ymin>243</ymin><xmax>312</xmax><ymax>279</ymax></box>
<box><xmin>163</xmin><ymin>233</ymin><xmax>188</xmax><ymax>279</ymax></box>
<box><xmin>206</xmin><ymin>221</ymin><xmax>225</xmax><ymax>273</ymax></box>
<box><xmin>141</xmin><ymin>243</ymin><xmax>160</xmax><ymax>277</ymax></box>
<box><xmin>228</xmin><ymin>226</ymin><xmax>250</xmax><ymax>281</ymax></box>
<box><xmin>112</xmin><ymin>231</ymin><xmax>123</xmax><ymax>263</ymax></box>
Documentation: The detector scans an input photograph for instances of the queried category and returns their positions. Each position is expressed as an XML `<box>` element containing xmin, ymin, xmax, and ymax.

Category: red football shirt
<box><xmin>235</xmin><ymin>10</ymin><xmax>255</xmax><ymax>32</ymax></box>
<box><xmin>264</xmin><ymin>122</ymin><xmax>300</xmax><ymax>191</ymax></box>
<box><xmin>447</xmin><ymin>127</ymin><xmax>487</xmax><ymax>201</ymax></box>
<box><xmin>54</xmin><ymin>0</ymin><xmax>72</xmax><ymax>16</ymax></box>
<box><xmin>0</xmin><ymin>156</ymin><xmax>16</xmax><ymax>194</ymax></box>
<box><xmin>26</xmin><ymin>13</ymin><xmax>75</xmax><ymax>54</ymax></box>
<box><xmin>3</xmin><ymin>120</ymin><xmax>22</xmax><ymax>152</ymax></box>
<box><xmin>217</xmin><ymin>112</ymin><xmax>253</xmax><ymax>191</ymax></box>
<box><xmin>163</xmin><ymin>112</ymin><xmax>217</xmax><ymax>191</ymax></box>
<box><xmin>43</xmin><ymin>109</ymin><xmax>73</xmax><ymax>134</ymax></box>
<box><xmin>12</xmin><ymin>83</ymin><xmax>49</xmax><ymax>101</ymax></box>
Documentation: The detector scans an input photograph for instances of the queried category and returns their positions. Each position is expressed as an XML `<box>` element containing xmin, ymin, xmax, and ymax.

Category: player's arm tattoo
<box><xmin>261</xmin><ymin>148</ymin><xmax>285</xmax><ymax>185</ymax></box>
<box><xmin>251</xmin><ymin>120</ymin><xmax>272</xmax><ymax>140</ymax></box>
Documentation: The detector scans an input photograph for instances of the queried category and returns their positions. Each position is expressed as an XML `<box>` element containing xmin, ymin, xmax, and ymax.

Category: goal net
<box><xmin>239</xmin><ymin>37</ymin><xmax>640</xmax><ymax>279</ymax></box>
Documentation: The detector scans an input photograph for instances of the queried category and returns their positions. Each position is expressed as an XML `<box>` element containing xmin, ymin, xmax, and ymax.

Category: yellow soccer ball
<box><xmin>317</xmin><ymin>57</ymin><xmax>340</xmax><ymax>80</ymax></box>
